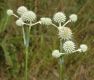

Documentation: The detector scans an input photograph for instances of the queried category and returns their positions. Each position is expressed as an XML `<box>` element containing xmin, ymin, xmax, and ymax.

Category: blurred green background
<box><xmin>0</xmin><ymin>0</ymin><xmax>94</xmax><ymax>80</ymax></box>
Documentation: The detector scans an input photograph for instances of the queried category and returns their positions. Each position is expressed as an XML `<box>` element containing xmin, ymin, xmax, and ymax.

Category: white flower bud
<box><xmin>63</xmin><ymin>41</ymin><xmax>76</xmax><ymax>53</ymax></box>
<box><xmin>80</xmin><ymin>44</ymin><xmax>88</xmax><ymax>52</ymax></box>
<box><xmin>40</xmin><ymin>17</ymin><xmax>52</xmax><ymax>25</ymax></box>
<box><xmin>69</xmin><ymin>14</ymin><xmax>77</xmax><ymax>22</ymax></box>
<box><xmin>58</xmin><ymin>27</ymin><xmax>72</xmax><ymax>40</ymax></box>
<box><xmin>53</xmin><ymin>12</ymin><xmax>66</xmax><ymax>23</ymax></box>
<box><xmin>21</xmin><ymin>11</ymin><xmax>36</xmax><ymax>22</ymax></box>
<box><xmin>16</xmin><ymin>18</ymin><xmax>25</xmax><ymax>26</ymax></box>
<box><xmin>7</xmin><ymin>9</ymin><xmax>13</xmax><ymax>16</ymax></box>
<box><xmin>52</xmin><ymin>50</ymin><xmax>61</xmax><ymax>58</ymax></box>
<box><xmin>17</xmin><ymin>6</ymin><xmax>28</xmax><ymax>15</ymax></box>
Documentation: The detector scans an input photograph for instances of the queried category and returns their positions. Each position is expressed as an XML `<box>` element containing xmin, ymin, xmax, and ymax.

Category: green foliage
<box><xmin>0</xmin><ymin>0</ymin><xmax>10</xmax><ymax>33</ymax></box>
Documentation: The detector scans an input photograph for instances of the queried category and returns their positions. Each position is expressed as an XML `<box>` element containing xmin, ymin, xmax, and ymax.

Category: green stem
<box><xmin>25</xmin><ymin>46</ymin><xmax>29</xmax><ymax>80</ymax></box>
<box><xmin>59</xmin><ymin>39</ymin><xmax>64</xmax><ymax>80</ymax></box>
<box><xmin>22</xmin><ymin>26</ymin><xmax>31</xmax><ymax>80</ymax></box>
<box><xmin>22</xmin><ymin>26</ymin><xmax>26</xmax><ymax>46</ymax></box>
<box><xmin>59</xmin><ymin>57</ymin><xmax>64</xmax><ymax>80</ymax></box>
<box><xmin>25</xmin><ymin>27</ymin><xmax>30</xmax><ymax>80</ymax></box>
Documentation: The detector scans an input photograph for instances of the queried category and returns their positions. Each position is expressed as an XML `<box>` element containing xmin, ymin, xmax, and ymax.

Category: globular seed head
<box><xmin>69</xmin><ymin>14</ymin><xmax>78</xmax><ymax>22</ymax></box>
<box><xmin>17</xmin><ymin>6</ymin><xmax>28</xmax><ymax>15</ymax></box>
<box><xmin>7</xmin><ymin>9</ymin><xmax>13</xmax><ymax>16</ymax></box>
<box><xmin>58</xmin><ymin>27</ymin><xmax>72</xmax><ymax>40</ymax></box>
<box><xmin>52</xmin><ymin>50</ymin><xmax>61</xmax><ymax>58</ymax></box>
<box><xmin>53</xmin><ymin>12</ymin><xmax>66</xmax><ymax>23</ymax></box>
<box><xmin>80</xmin><ymin>44</ymin><xmax>88</xmax><ymax>52</ymax></box>
<box><xmin>40</xmin><ymin>17</ymin><xmax>52</xmax><ymax>25</ymax></box>
<box><xmin>21</xmin><ymin>11</ymin><xmax>36</xmax><ymax>22</ymax></box>
<box><xmin>63</xmin><ymin>41</ymin><xmax>76</xmax><ymax>53</ymax></box>
<box><xmin>16</xmin><ymin>18</ymin><xmax>25</xmax><ymax>26</ymax></box>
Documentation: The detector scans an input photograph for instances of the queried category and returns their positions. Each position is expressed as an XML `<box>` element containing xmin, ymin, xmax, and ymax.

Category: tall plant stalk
<box><xmin>59</xmin><ymin>39</ymin><xmax>64</xmax><ymax>80</ymax></box>
<box><xmin>25</xmin><ymin>46</ymin><xmax>29</xmax><ymax>80</ymax></box>
<box><xmin>22</xmin><ymin>26</ymin><xmax>31</xmax><ymax>80</ymax></box>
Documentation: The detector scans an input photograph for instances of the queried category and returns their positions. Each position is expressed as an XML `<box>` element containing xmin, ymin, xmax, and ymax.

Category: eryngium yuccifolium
<box><xmin>63</xmin><ymin>41</ymin><xmax>75</xmax><ymax>53</ymax></box>
<box><xmin>58</xmin><ymin>27</ymin><xmax>72</xmax><ymax>40</ymax></box>
<box><xmin>16</xmin><ymin>18</ymin><xmax>25</xmax><ymax>26</ymax></box>
<box><xmin>52</xmin><ymin>50</ymin><xmax>61</xmax><ymax>58</ymax></box>
<box><xmin>40</xmin><ymin>17</ymin><xmax>52</xmax><ymax>25</ymax></box>
<box><xmin>21</xmin><ymin>11</ymin><xmax>36</xmax><ymax>22</ymax></box>
<box><xmin>17</xmin><ymin>6</ymin><xmax>28</xmax><ymax>15</ymax></box>
<box><xmin>53</xmin><ymin>12</ymin><xmax>66</xmax><ymax>23</ymax></box>
<box><xmin>80</xmin><ymin>44</ymin><xmax>88</xmax><ymax>52</ymax></box>
<box><xmin>7</xmin><ymin>9</ymin><xmax>13</xmax><ymax>16</ymax></box>
<box><xmin>69</xmin><ymin>14</ymin><xmax>77</xmax><ymax>22</ymax></box>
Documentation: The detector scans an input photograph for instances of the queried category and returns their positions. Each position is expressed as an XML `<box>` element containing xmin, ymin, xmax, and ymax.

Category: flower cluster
<box><xmin>51</xmin><ymin>12</ymin><xmax>88</xmax><ymax>58</ymax></box>
<box><xmin>7</xmin><ymin>6</ymin><xmax>88</xmax><ymax>59</ymax></box>
<box><xmin>7</xmin><ymin>6</ymin><xmax>37</xmax><ymax>27</ymax></box>
<box><xmin>7</xmin><ymin>6</ymin><xmax>53</xmax><ymax>27</ymax></box>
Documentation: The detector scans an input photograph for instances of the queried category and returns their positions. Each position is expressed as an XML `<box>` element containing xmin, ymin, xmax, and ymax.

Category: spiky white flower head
<box><xmin>58</xmin><ymin>27</ymin><xmax>72</xmax><ymax>40</ymax></box>
<box><xmin>69</xmin><ymin>14</ymin><xmax>77</xmax><ymax>22</ymax></box>
<box><xmin>17</xmin><ymin>6</ymin><xmax>28</xmax><ymax>15</ymax></box>
<box><xmin>63</xmin><ymin>41</ymin><xmax>76</xmax><ymax>53</ymax></box>
<box><xmin>16</xmin><ymin>18</ymin><xmax>25</xmax><ymax>26</ymax></box>
<box><xmin>80</xmin><ymin>44</ymin><xmax>88</xmax><ymax>52</ymax></box>
<box><xmin>7</xmin><ymin>9</ymin><xmax>13</xmax><ymax>16</ymax></box>
<box><xmin>40</xmin><ymin>17</ymin><xmax>52</xmax><ymax>25</ymax></box>
<box><xmin>21</xmin><ymin>11</ymin><xmax>36</xmax><ymax>22</ymax></box>
<box><xmin>52</xmin><ymin>50</ymin><xmax>62</xmax><ymax>58</ymax></box>
<box><xmin>53</xmin><ymin>12</ymin><xmax>66</xmax><ymax>23</ymax></box>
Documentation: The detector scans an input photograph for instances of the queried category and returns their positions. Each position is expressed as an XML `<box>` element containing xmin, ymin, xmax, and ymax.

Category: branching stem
<box><xmin>62</xmin><ymin>20</ymin><xmax>71</xmax><ymax>27</ymax></box>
